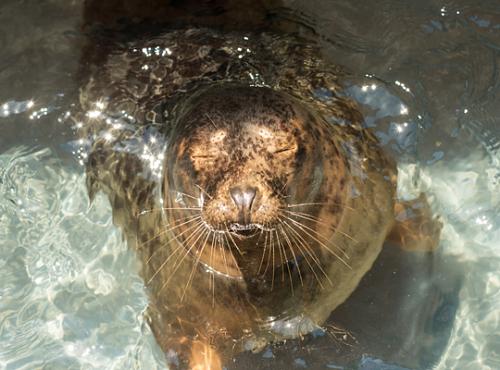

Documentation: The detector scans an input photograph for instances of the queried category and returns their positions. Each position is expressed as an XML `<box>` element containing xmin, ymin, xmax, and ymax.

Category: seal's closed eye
<box><xmin>190</xmin><ymin>155</ymin><xmax>217</xmax><ymax>159</ymax></box>
<box><xmin>273</xmin><ymin>146</ymin><xmax>296</xmax><ymax>154</ymax></box>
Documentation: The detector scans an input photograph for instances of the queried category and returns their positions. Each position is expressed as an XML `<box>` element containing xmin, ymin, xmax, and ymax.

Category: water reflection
<box><xmin>0</xmin><ymin>0</ymin><xmax>499</xmax><ymax>369</ymax></box>
<box><xmin>0</xmin><ymin>99</ymin><xmax>35</xmax><ymax>118</ymax></box>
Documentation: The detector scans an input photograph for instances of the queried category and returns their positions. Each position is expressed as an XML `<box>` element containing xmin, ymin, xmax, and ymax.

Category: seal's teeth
<box><xmin>229</xmin><ymin>223</ymin><xmax>257</xmax><ymax>231</ymax></box>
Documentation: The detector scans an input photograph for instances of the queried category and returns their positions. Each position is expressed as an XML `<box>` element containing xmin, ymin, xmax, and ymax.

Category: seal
<box><xmin>75</xmin><ymin>27</ymin><xmax>440</xmax><ymax>369</ymax></box>
<box><xmin>151</xmin><ymin>82</ymin><xmax>396</xmax><ymax>367</ymax></box>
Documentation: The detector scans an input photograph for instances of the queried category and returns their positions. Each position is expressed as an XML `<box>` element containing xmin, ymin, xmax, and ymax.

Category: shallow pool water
<box><xmin>1</xmin><ymin>1</ymin><xmax>499</xmax><ymax>369</ymax></box>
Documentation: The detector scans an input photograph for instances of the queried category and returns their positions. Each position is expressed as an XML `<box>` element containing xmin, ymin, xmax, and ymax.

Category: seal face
<box><xmin>163</xmin><ymin>84</ymin><xmax>349</xmax><ymax>279</ymax></box>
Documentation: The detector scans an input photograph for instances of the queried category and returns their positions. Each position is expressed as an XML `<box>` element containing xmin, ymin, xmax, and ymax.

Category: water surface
<box><xmin>1</xmin><ymin>1</ymin><xmax>499</xmax><ymax>369</ymax></box>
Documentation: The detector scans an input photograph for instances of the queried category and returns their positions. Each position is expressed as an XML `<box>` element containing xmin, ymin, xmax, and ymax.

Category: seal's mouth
<box><xmin>228</xmin><ymin>223</ymin><xmax>266</xmax><ymax>238</ymax></box>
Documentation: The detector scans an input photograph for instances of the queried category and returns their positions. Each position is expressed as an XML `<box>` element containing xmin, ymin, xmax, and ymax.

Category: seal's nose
<box><xmin>229</xmin><ymin>186</ymin><xmax>257</xmax><ymax>224</ymax></box>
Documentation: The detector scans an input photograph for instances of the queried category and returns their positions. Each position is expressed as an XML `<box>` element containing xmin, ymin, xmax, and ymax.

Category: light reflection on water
<box><xmin>1</xmin><ymin>0</ymin><xmax>500</xmax><ymax>369</ymax></box>
<box><xmin>0</xmin><ymin>147</ymin><xmax>166</xmax><ymax>369</ymax></box>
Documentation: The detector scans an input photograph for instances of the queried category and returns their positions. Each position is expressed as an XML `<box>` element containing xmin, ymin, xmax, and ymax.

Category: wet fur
<box><xmin>77</xmin><ymin>29</ymin><xmax>397</xmax><ymax>368</ymax></box>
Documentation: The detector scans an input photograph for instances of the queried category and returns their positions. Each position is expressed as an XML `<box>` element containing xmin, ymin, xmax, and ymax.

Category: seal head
<box><xmin>163</xmin><ymin>84</ymin><xmax>349</xmax><ymax>279</ymax></box>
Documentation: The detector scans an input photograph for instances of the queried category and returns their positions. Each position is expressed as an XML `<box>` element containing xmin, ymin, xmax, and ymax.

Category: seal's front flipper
<box><xmin>388</xmin><ymin>193</ymin><xmax>442</xmax><ymax>252</ymax></box>
<box><xmin>324</xmin><ymin>323</ymin><xmax>358</xmax><ymax>348</ymax></box>
<box><xmin>190</xmin><ymin>339</ymin><xmax>222</xmax><ymax>370</ymax></box>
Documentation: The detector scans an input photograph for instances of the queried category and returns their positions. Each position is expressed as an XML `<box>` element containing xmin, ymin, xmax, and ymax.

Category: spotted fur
<box><xmin>76</xmin><ymin>29</ymin><xmax>397</xmax><ymax>368</ymax></box>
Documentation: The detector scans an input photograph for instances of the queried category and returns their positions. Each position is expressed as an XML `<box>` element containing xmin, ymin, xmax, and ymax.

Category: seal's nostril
<box><xmin>229</xmin><ymin>186</ymin><xmax>257</xmax><ymax>214</ymax></box>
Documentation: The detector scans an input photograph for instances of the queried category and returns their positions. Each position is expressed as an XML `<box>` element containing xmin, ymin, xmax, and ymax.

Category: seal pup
<box><xmin>75</xmin><ymin>26</ymin><xmax>441</xmax><ymax>369</ymax></box>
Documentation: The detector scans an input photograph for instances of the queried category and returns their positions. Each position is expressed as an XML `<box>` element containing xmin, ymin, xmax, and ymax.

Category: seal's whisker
<box><xmin>169</xmin><ymin>221</ymin><xmax>207</xmax><ymax>272</ymax></box>
<box><xmin>270</xmin><ymin>229</ymin><xmax>276</xmax><ymax>290</ymax></box>
<box><xmin>284</xmin><ymin>202</ymin><xmax>329</xmax><ymax>207</ymax></box>
<box><xmin>142</xmin><ymin>215</ymin><xmax>202</xmax><ymax>262</ymax></box>
<box><xmin>144</xmin><ymin>239</ymin><xmax>180</xmax><ymax>268</ymax></box>
<box><xmin>281</xmin><ymin>210</ymin><xmax>328</xmax><ymax>227</ymax></box>
<box><xmin>255</xmin><ymin>223</ymin><xmax>266</xmax><ymax>245</ymax></box>
<box><xmin>225</xmin><ymin>234</ymin><xmax>241</xmax><ymax>274</ymax></box>
<box><xmin>275</xmin><ymin>228</ymin><xmax>294</xmax><ymax>293</ymax></box>
<box><xmin>280</xmin><ymin>213</ymin><xmax>350</xmax><ymax>260</ymax></box>
<box><xmin>277</xmin><ymin>227</ymin><xmax>295</xmax><ymax>295</ymax></box>
<box><xmin>278</xmin><ymin>224</ymin><xmax>303</xmax><ymax>287</ymax></box>
<box><xmin>170</xmin><ymin>189</ymin><xmax>201</xmax><ymax>201</ymax></box>
<box><xmin>195</xmin><ymin>184</ymin><xmax>213</xmax><ymax>200</ymax></box>
<box><xmin>283</xmin><ymin>219</ymin><xmax>330</xmax><ymax>276</ymax></box>
<box><xmin>162</xmin><ymin>206</ymin><xmax>202</xmax><ymax>211</ymax></box>
<box><xmin>146</xmin><ymin>219</ymin><xmax>205</xmax><ymax>284</ymax></box>
<box><xmin>138</xmin><ymin>215</ymin><xmax>202</xmax><ymax>249</ymax></box>
<box><xmin>146</xmin><ymin>237</ymin><xmax>185</xmax><ymax>281</ymax></box>
<box><xmin>278</xmin><ymin>179</ymin><xmax>289</xmax><ymax>196</ymax></box>
<box><xmin>284</xmin><ymin>202</ymin><xmax>354</xmax><ymax>211</ymax></box>
<box><xmin>181</xmin><ymin>229</ymin><xmax>212</xmax><ymax>302</ymax></box>
<box><xmin>254</xmin><ymin>225</ymin><xmax>269</xmax><ymax>273</ymax></box>
<box><xmin>209</xmin><ymin>231</ymin><xmax>216</xmax><ymax>307</ymax></box>
<box><xmin>257</xmin><ymin>227</ymin><xmax>269</xmax><ymax>275</ymax></box>
<box><xmin>137</xmin><ymin>215</ymin><xmax>201</xmax><ymax>247</ymax></box>
<box><xmin>156</xmin><ymin>220</ymin><xmax>205</xmax><ymax>278</ymax></box>
<box><xmin>157</xmin><ymin>221</ymin><xmax>207</xmax><ymax>293</ymax></box>
<box><xmin>223</xmin><ymin>225</ymin><xmax>243</xmax><ymax>256</ymax></box>
<box><xmin>139</xmin><ymin>206</ymin><xmax>201</xmax><ymax>216</ymax></box>
<box><xmin>284</xmin><ymin>213</ymin><xmax>350</xmax><ymax>261</ymax></box>
<box><xmin>219</xmin><ymin>233</ymin><xmax>232</xmax><ymax>277</ymax></box>
<box><xmin>274</xmin><ymin>229</ymin><xmax>286</xmax><ymax>284</ymax></box>
<box><xmin>281</xmin><ymin>209</ymin><xmax>358</xmax><ymax>243</ymax></box>
<box><xmin>222</xmin><ymin>232</ymin><xmax>235</xmax><ymax>258</ymax></box>
<box><xmin>204</xmin><ymin>113</ymin><xmax>219</xmax><ymax>129</ymax></box>
<box><xmin>283</xmin><ymin>224</ymin><xmax>326</xmax><ymax>289</ymax></box>
<box><xmin>283</xmin><ymin>216</ymin><xmax>351</xmax><ymax>269</ymax></box>
<box><xmin>281</xmin><ymin>219</ymin><xmax>333</xmax><ymax>287</ymax></box>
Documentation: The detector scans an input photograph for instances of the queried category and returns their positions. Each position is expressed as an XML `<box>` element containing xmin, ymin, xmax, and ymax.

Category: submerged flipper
<box><xmin>190</xmin><ymin>339</ymin><xmax>223</xmax><ymax>370</ymax></box>
<box><xmin>388</xmin><ymin>193</ymin><xmax>442</xmax><ymax>252</ymax></box>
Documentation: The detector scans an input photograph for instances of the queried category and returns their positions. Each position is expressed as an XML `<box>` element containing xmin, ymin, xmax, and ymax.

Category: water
<box><xmin>1</xmin><ymin>0</ymin><xmax>499</xmax><ymax>369</ymax></box>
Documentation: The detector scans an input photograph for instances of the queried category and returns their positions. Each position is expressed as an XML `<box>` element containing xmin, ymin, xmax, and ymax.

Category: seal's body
<box><xmin>75</xmin><ymin>29</ymin><xmax>433</xmax><ymax>369</ymax></box>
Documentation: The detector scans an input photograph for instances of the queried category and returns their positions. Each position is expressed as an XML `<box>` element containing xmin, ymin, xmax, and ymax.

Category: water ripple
<box><xmin>0</xmin><ymin>147</ymin><xmax>164</xmax><ymax>370</ymax></box>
